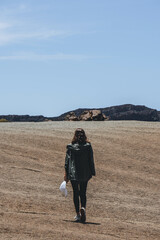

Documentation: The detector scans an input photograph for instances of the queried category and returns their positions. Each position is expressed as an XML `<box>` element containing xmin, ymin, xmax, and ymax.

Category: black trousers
<box><xmin>71</xmin><ymin>180</ymin><xmax>88</xmax><ymax>213</ymax></box>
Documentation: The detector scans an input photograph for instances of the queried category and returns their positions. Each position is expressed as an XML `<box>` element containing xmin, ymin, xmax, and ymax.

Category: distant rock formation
<box><xmin>79</xmin><ymin>110</ymin><xmax>104</xmax><ymax>121</ymax></box>
<box><xmin>101</xmin><ymin>104</ymin><xmax>159</xmax><ymax>121</ymax></box>
<box><xmin>52</xmin><ymin>104</ymin><xmax>159</xmax><ymax>122</ymax></box>
<box><xmin>59</xmin><ymin>110</ymin><xmax>104</xmax><ymax>121</ymax></box>
<box><xmin>0</xmin><ymin>104</ymin><xmax>159</xmax><ymax>122</ymax></box>
<box><xmin>64</xmin><ymin>112</ymin><xmax>78</xmax><ymax>121</ymax></box>
<box><xmin>0</xmin><ymin>115</ymin><xmax>46</xmax><ymax>122</ymax></box>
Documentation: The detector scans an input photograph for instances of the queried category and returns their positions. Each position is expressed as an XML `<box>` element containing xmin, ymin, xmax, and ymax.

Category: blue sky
<box><xmin>0</xmin><ymin>0</ymin><xmax>160</xmax><ymax>117</ymax></box>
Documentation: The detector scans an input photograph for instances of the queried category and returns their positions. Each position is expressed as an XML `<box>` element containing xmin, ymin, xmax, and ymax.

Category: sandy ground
<box><xmin>0</xmin><ymin>121</ymin><xmax>160</xmax><ymax>240</ymax></box>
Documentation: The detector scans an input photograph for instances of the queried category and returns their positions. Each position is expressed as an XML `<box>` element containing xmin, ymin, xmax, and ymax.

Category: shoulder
<box><xmin>86</xmin><ymin>142</ymin><xmax>91</xmax><ymax>146</ymax></box>
<box><xmin>66</xmin><ymin>143</ymin><xmax>72</xmax><ymax>147</ymax></box>
<box><xmin>85</xmin><ymin>142</ymin><xmax>92</xmax><ymax>148</ymax></box>
<box><xmin>66</xmin><ymin>143</ymin><xmax>75</xmax><ymax>150</ymax></box>
<box><xmin>82</xmin><ymin>142</ymin><xmax>92</xmax><ymax>150</ymax></box>
<box><xmin>66</xmin><ymin>142</ymin><xmax>92</xmax><ymax>150</ymax></box>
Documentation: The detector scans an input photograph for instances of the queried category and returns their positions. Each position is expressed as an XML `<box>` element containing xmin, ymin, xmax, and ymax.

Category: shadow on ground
<box><xmin>63</xmin><ymin>220</ymin><xmax>101</xmax><ymax>225</ymax></box>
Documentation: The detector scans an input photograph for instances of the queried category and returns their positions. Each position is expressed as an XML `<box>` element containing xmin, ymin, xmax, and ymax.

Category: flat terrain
<box><xmin>0</xmin><ymin>121</ymin><xmax>160</xmax><ymax>240</ymax></box>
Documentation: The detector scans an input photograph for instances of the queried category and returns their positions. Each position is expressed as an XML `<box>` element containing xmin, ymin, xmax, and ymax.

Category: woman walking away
<box><xmin>64</xmin><ymin>128</ymin><xmax>96</xmax><ymax>223</ymax></box>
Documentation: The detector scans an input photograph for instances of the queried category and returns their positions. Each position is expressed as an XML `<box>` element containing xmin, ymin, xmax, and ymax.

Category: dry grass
<box><xmin>0</xmin><ymin>121</ymin><xmax>160</xmax><ymax>240</ymax></box>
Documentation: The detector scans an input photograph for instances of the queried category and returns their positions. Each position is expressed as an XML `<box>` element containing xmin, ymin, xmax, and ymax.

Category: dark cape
<box><xmin>65</xmin><ymin>142</ymin><xmax>96</xmax><ymax>181</ymax></box>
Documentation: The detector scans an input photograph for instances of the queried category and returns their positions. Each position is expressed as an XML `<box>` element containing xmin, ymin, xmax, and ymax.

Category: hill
<box><xmin>51</xmin><ymin>104</ymin><xmax>159</xmax><ymax>121</ymax></box>
<box><xmin>0</xmin><ymin>104</ymin><xmax>159</xmax><ymax>122</ymax></box>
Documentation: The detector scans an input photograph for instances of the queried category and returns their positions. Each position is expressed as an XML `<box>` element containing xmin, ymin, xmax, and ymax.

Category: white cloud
<box><xmin>0</xmin><ymin>4</ymin><xmax>94</xmax><ymax>46</ymax></box>
<box><xmin>0</xmin><ymin>4</ymin><xmax>70</xmax><ymax>46</ymax></box>
<box><xmin>0</xmin><ymin>27</ymin><xmax>69</xmax><ymax>45</ymax></box>
<box><xmin>0</xmin><ymin>53</ymin><xmax>91</xmax><ymax>61</ymax></box>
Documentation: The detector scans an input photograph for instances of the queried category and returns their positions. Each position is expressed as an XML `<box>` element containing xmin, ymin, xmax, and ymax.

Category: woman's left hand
<box><xmin>64</xmin><ymin>174</ymin><xmax>69</xmax><ymax>183</ymax></box>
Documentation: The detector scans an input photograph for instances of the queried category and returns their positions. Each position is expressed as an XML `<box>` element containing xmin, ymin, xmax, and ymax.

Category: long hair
<box><xmin>72</xmin><ymin>128</ymin><xmax>89</xmax><ymax>144</ymax></box>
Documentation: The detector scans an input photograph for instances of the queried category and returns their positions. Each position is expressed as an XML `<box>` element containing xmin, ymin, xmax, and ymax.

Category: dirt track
<box><xmin>0</xmin><ymin>121</ymin><xmax>160</xmax><ymax>240</ymax></box>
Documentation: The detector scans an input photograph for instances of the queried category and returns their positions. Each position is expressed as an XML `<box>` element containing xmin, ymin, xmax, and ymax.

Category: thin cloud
<box><xmin>0</xmin><ymin>5</ymin><xmax>70</xmax><ymax>46</ymax></box>
<box><xmin>0</xmin><ymin>27</ymin><xmax>93</xmax><ymax>46</ymax></box>
<box><xmin>0</xmin><ymin>4</ymin><xmax>96</xmax><ymax>46</ymax></box>
<box><xmin>0</xmin><ymin>53</ymin><xmax>92</xmax><ymax>61</ymax></box>
<box><xmin>0</xmin><ymin>3</ymin><xmax>30</xmax><ymax>16</ymax></box>
<box><xmin>0</xmin><ymin>29</ymin><xmax>69</xmax><ymax>45</ymax></box>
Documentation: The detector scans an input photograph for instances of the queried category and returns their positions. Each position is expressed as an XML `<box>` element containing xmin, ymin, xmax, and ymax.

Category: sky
<box><xmin>0</xmin><ymin>0</ymin><xmax>160</xmax><ymax>117</ymax></box>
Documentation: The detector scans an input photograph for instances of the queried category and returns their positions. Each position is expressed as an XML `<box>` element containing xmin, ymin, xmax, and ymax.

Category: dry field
<box><xmin>0</xmin><ymin>121</ymin><xmax>160</xmax><ymax>240</ymax></box>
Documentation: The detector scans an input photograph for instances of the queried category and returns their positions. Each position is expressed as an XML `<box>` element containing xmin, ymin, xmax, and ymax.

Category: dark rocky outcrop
<box><xmin>0</xmin><ymin>115</ymin><xmax>46</xmax><ymax>122</ymax></box>
<box><xmin>100</xmin><ymin>104</ymin><xmax>159</xmax><ymax>121</ymax></box>
<box><xmin>52</xmin><ymin>104</ymin><xmax>159</xmax><ymax>122</ymax></box>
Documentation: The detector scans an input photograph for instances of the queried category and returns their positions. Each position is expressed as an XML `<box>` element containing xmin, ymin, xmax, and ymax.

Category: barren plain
<box><xmin>0</xmin><ymin>121</ymin><xmax>160</xmax><ymax>240</ymax></box>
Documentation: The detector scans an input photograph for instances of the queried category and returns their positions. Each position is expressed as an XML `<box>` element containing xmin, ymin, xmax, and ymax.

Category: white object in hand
<box><xmin>59</xmin><ymin>181</ymin><xmax>68</xmax><ymax>197</ymax></box>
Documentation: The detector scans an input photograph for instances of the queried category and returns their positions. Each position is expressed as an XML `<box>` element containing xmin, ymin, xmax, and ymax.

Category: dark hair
<box><xmin>72</xmin><ymin>128</ymin><xmax>89</xmax><ymax>144</ymax></box>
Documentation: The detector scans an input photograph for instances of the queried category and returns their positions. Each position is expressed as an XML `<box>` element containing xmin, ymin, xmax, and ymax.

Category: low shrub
<box><xmin>0</xmin><ymin>118</ymin><xmax>8</xmax><ymax>122</ymax></box>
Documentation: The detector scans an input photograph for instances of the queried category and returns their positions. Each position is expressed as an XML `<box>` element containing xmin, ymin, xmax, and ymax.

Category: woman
<box><xmin>64</xmin><ymin>128</ymin><xmax>96</xmax><ymax>223</ymax></box>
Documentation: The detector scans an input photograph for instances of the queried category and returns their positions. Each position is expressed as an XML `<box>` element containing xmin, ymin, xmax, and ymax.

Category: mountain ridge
<box><xmin>51</xmin><ymin>104</ymin><xmax>159</xmax><ymax>121</ymax></box>
<box><xmin>1</xmin><ymin>104</ymin><xmax>159</xmax><ymax>122</ymax></box>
